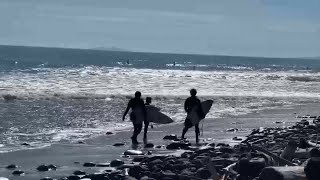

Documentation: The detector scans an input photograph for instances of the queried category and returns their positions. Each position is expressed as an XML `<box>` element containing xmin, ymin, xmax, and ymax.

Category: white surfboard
<box><xmin>187</xmin><ymin>100</ymin><xmax>213</xmax><ymax>125</ymax></box>
<box><xmin>146</xmin><ymin>105</ymin><xmax>173</xmax><ymax>124</ymax></box>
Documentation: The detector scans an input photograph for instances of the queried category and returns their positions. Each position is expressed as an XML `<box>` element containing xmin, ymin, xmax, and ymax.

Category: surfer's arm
<box><xmin>122</xmin><ymin>101</ymin><xmax>132</xmax><ymax>121</ymax></box>
<box><xmin>184</xmin><ymin>100</ymin><xmax>188</xmax><ymax>112</ymax></box>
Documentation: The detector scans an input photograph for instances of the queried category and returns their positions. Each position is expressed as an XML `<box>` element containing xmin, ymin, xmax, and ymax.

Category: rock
<box><xmin>6</xmin><ymin>164</ymin><xmax>18</xmax><ymax>169</ymax></box>
<box><xmin>3</xmin><ymin>94</ymin><xmax>17</xmax><ymax>101</ymax></box>
<box><xmin>40</xmin><ymin>178</ymin><xmax>54</xmax><ymax>180</ymax></box>
<box><xmin>166</xmin><ymin>142</ymin><xmax>191</xmax><ymax>150</ymax></box>
<box><xmin>83</xmin><ymin>162</ymin><xmax>96</xmax><ymax>167</ymax></box>
<box><xmin>96</xmin><ymin>163</ymin><xmax>110</xmax><ymax>167</ymax></box>
<box><xmin>37</xmin><ymin>165</ymin><xmax>49</xmax><ymax>171</ymax></box>
<box><xmin>304</xmin><ymin>157</ymin><xmax>320</xmax><ymax>180</ymax></box>
<box><xmin>110</xmin><ymin>159</ymin><xmax>124</xmax><ymax>167</ymax></box>
<box><xmin>232</xmin><ymin>137</ymin><xmax>242</xmax><ymax>141</ymax></box>
<box><xmin>218</xmin><ymin>146</ymin><xmax>234</xmax><ymax>154</ymax></box>
<box><xmin>150</xmin><ymin>159</ymin><xmax>163</xmax><ymax>166</ymax></box>
<box><xmin>83</xmin><ymin>173</ymin><xmax>109</xmax><ymax>180</ymax></box>
<box><xmin>66</xmin><ymin>175</ymin><xmax>80</xmax><ymax>180</ymax></box>
<box><xmin>0</xmin><ymin>178</ymin><xmax>9</xmax><ymax>180</ymax></box>
<box><xmin>310</xmin><ymin>148</ymin><xmax>320</xmax><ymax>157</ymax></box>
<box><xmin>124</xmin><ymin>150</ymin><xmax>144</xmax><ymax>155</ymax></box>
<box><xmin>12</xmin><ymin>170</ymin><xmax>24</xmax><ymax>176</ymax></box>
<box><xmin>226</xmin><ymin>128</ymin><xmax>238</xmax><ymax>132</ymax></box>
<box><xmin>144</xmin><ymin>143</ymin><xmax>154</xmax><ymax>148</ymax></box>
<box><xmin>58</xmin><ymin>178</ymin><xmax>68</xmax><ymax>180</ymax></box>
<box><xmin>73</xmin><ymin>170</ymin><xmax>86</xmax><ymax>175</ymax></box>
<box><xmin>259</xmin><ymin>166</ymin><xmax>306</xmax><ymax>180</ymax></box>
<box><xmin>281</xmin><ymin>140</ymin><xmax>298</xmax><ymax>161</ymax></box>
<box><xmin>155</xmin><ymin>145</ymin><xmax>163</xmax><ymax>149</ymax></box>
<box><xmin>195</xmin><ymin>168</ymin><xmax>211</xmax><ymax>179</ymax></box>
<box><xmin>128</xmin><ymin>165</ymin><xmax>146</xmax><ymax>178</ymax></box>
<box><xmin>133</xmin><ymin>156</ymin><xmax>146</xmax><ymax>162</ymax></box>
<box><xmin>106</xmin><ymin>132</ymin><xmax>114</xmax><ymax>135</ymax></box>
<box><xmin>113</xmin><ymin>143</ymin><xmax>125</xmax><ymax>147</ymax></box>
<box><xmin>163</xmin><ymin>134</ymin><xmax>178</xmax><ymax>141</ymax></box>
<box><xmin>48</xmin><ymin>164</ymin><xmax>57</xmax><ymax>170</ymax></box>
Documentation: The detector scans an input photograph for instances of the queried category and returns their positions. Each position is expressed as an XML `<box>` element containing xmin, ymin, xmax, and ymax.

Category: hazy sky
<box><xmin>1</xmin><ymin>0</ymin><xmax>319</xmax><ymax>57</ymax></box>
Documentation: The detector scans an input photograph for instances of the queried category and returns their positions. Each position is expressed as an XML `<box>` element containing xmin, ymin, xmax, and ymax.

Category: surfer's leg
<box><xmin>195</xmin><ymin>124</ymin><xmax>200</xmax><ymax>144</ymax></box>
<box><xmin>132</xmin><ymin>123</ymin><xmax>142</xmax><ymax>144</ymax></box>
<box><xmin>182</xmin><ymin>118</ymin><xmax>192</xmax><ymax>139</ymax></box>
<box><xmin>143</xmin><ymin>121</ymin><xmax>149</xmax><ymax>139</ymax></box>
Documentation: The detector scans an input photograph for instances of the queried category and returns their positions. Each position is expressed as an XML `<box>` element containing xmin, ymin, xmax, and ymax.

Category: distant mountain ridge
<box><xmin>91</xmin><ymin>46</ymin><xmax>130</xmax><ymax>52</ymax></box>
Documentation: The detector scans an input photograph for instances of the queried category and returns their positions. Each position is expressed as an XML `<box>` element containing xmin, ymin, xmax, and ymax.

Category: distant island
<box><xmin>91</xmin><ymin>46</ymin><xmax>130</xmax><ymax>52</ymax></box>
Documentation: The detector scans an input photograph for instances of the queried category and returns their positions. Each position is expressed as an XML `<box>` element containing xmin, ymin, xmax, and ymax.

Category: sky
<box><xmin>0</xmin><ymin>0</ymin><xmax>319</xmax><ymax>57</ymax></box>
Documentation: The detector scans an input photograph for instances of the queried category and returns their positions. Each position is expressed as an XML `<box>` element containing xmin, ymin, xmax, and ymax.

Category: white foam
<box><xmin>2</xmin><ymin>67</ymin><xmax>320</xmax><ymax>99</ymax></box>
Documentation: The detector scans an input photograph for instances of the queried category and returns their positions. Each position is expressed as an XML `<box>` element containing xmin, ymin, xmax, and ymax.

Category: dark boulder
<box><xmin>305</xmin><ymin>157</ymin><xmax>320</xmax><ymax>180</ymax></box>
<box><xmin>110</xmin><ymin>159</ymin><xmax>124</xmax><ymax>167</ymax></box>
<box><xmin>83</xmin><ymin>162</ymin><xmax>96</xmax><ymax>167</ymax></box>
<box><xmin>195</xmin><ymin>168</ymin><xmax>211</xmax><ymax>179</ymax></box>
<box><xmin>37</xmin><ymin>165</ymin><xmax>49</xmax><ymax>171</ymax></box>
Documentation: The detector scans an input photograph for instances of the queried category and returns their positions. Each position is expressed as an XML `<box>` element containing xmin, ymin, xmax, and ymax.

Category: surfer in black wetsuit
<box><xmin>143</xmin><ymin>97</ymin><xmax>152</xmax><ymax>143</ymax></box>
<box><xmin>181</xmin><ymin>89</ymin><xmax>202</xmax><ymax>143</ymax></box>
<box><xmin>123</xmin><ymin>91</ymin><xmax>147</xmax><ymax>144</ymax></box>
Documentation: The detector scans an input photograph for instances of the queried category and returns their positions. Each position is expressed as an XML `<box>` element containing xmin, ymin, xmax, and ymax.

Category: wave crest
<box><xmin>286</xmin><ymin>76</ymin><xmax>320</xmax><ymax>82</ymax></box>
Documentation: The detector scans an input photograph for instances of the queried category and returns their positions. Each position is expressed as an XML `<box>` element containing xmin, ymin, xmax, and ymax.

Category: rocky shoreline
<box><xmin>2</xmin><ymin>116</ymin><xmax>320</xmax><ymax>180</ymax></box>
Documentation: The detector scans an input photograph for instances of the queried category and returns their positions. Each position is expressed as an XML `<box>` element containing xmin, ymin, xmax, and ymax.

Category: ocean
<box><xmin>1</xmin><ymin>45</ymin><xmax>320</xmax><ymax>153</ymax></box>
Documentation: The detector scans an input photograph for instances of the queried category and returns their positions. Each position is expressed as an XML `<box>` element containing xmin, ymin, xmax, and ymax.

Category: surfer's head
<box><xmin>134</xmin><ymin>91</ymin><xmax>141</xmax><ymax>98</ymax></box>
<box><xmin>190</xmin><ymin>89</ymin><xmax>197</xmax><ymax>96</ymax></box>
<box><xmin>146</xmin><ymin>97</ymin><xmax>152</xmax><ymax>104</ymax></box>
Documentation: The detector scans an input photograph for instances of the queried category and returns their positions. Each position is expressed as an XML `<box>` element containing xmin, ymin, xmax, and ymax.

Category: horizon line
<box><xmin>0</xmin><ymin>44</ymin><xmax>316</xmax><ymax>60</ymax></box>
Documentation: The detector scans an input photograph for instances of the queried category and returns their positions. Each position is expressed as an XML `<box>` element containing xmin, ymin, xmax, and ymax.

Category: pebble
<box><xmin>113</xmin><ymin>142</ymin><xmax>125</xmax><ymax>146</ymax></box>
<box><xmin>96</xmin><ymin>163</ymin><xmax>110</xmax><ymax>167</ymax></box>
<box><xmin>73</xmin><ymin>170</ymin><xmax>86</xmax><ymax>175</ymax></box>
<box><xmin>40</xmin><ymin>178</ymin><xmax>54</xmax><ymax>180</ymax></box>
<box><xmin>163</xmin><ymin>134</ymin><xmax>178</xmax><ymax>141</ymax></box>
<box><xmin>83</xmin><ymin>162</ymin><xmax>96</xmax><ymax>167</ymax></box>
<box><xmin>124</xmin><ymin>150</ymin><xmax>144</xmax><ymax>155</ymax></box>
<box><xmin>166</xmin><ymin>142</ymin><xmax>191</xmax><ymax>150</ymax></box>
<box><xmin>144</xmin><ymin>143</ymin><xmax>154</xmax><ymax>148</ymax></box>
<box><xmin>66</xmin><ymin>175</ymin><xmax>80</xmax><ymax>180</ymax></box>
<box><xmin>12</xmin><ymin>170</ymin><xmax>24</xmax><ymax>176</ymax></box>
<box><xmin>106</xmin><ymin>132</ymin><xmax>114</xmax><ymax>135</ymax></box>
<box><xmin>21</xmin><ymin>143</ymin><xmax>30</xmax><ymax>146</ymax></box>
<box><xmin>6</xmin><ymin>164</ymin><xmax>18</xmax><ymax>169</ymax></box>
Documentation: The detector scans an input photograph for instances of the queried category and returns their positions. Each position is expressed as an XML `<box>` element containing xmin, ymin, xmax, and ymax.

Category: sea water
<box><xmin>1</xmin><ymin>45</ymin><xmax>320</xmax><ymax>152</ymax></box>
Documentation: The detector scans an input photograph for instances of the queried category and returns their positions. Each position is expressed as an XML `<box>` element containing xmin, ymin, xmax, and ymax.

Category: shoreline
<box><xmin>0</xmin><ymin>102</ymin><xmax>319</xmax><ymax>179</ymax></box>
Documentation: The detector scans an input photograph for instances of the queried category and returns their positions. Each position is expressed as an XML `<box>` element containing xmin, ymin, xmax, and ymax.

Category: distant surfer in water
<box><xmin>181</xmin><ymin>89</ymin><xmax>202</xmax><ymax>143</ymax></box>
<box><xmin>123</xmin><ymin>91</ymin><xmax>146</xmax><ymax>144</ymax></box>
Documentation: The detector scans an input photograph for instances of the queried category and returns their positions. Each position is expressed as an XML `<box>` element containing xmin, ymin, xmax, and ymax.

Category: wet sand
<box><xmin>0</xmin><ymin>102</ymin><xmax>318</xmax><ymax>179</ymax></box>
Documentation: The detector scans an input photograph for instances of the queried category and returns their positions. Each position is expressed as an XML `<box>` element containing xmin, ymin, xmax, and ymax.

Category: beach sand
<box><xmin>0</xmin><ymin>102</ymin><xmax>318</xmax><ymax>179</ymax></box>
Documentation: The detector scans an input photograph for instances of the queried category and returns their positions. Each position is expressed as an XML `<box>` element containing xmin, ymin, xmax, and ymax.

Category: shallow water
<box><xmin>1</xmin><ymin>45</ymin><xmax>320</xmax><ymax>152</ymax></box>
